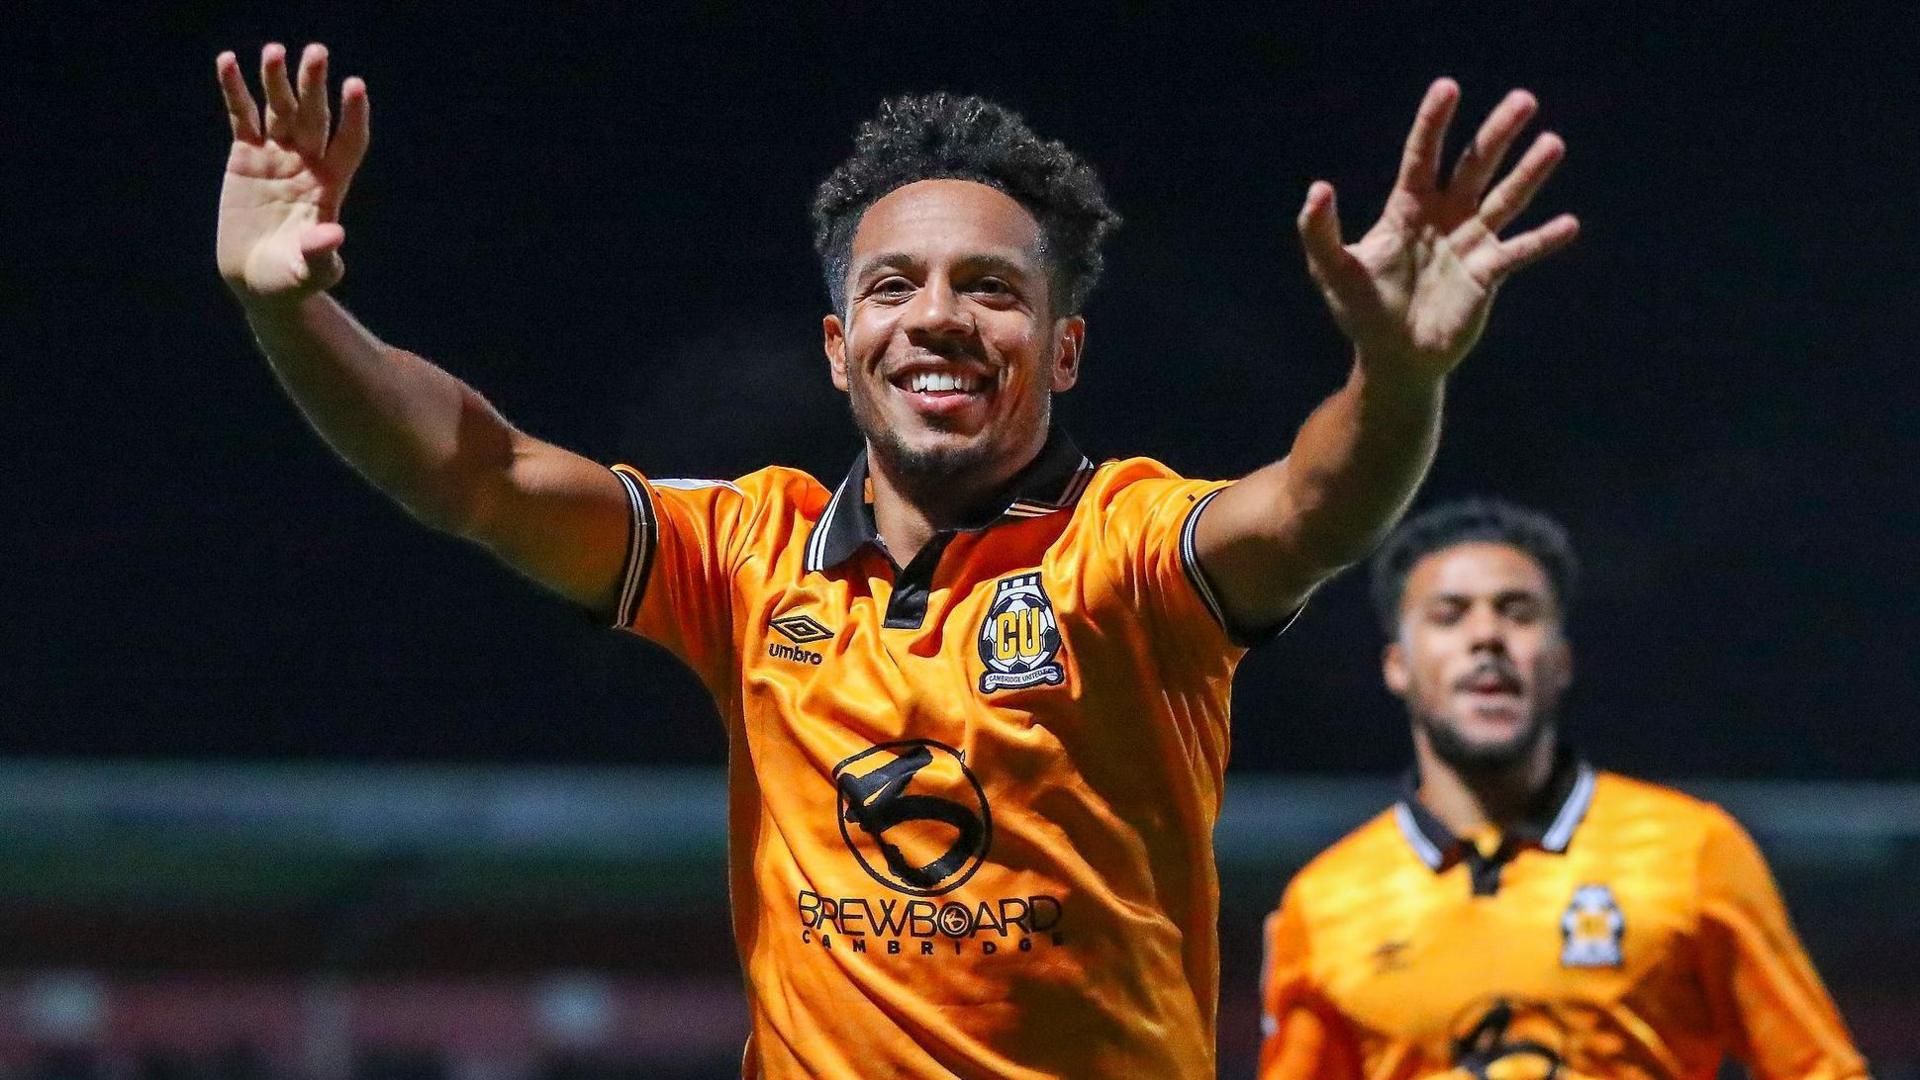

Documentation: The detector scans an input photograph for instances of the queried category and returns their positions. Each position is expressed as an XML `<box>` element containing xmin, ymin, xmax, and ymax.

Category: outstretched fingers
<box><xmin>1394</xmin><ymin>78</ymin><xmax>1460</xmax><ymax>194</ymax></box>
<box><xmin>1449</xmin><ymin>90</ymin><xmax>1537</xmax><ymax>203</ymax></box>
<box><xmin>216</xmin><ymin>51</ymin><xmax>262</xmax><ymax>144</ymax></box>
<box><xmin>1479</xmin><ymin>132</ymin><xmax>1566</xmax><ymax>234</ymax></box>
<box><xmin>260</xmin><ymin>43</ymin><xmax>299</xmax><ymax>144</ymax></box>
<box><xmin>1297</xmin><ymin>181</ymin><xmax>1363</xmax><ymax>292</ymax></box>
<box><xmin>293</xmin><ymin>43</ymin><xmax>331</xmax><ymax>157</ymax></box>
<box><xmin>324</xmin><ymin>77</ymin><xmax>371</xmax><ymax>182</ymax></box>
<box><xmin>226</xmin><ymin>41</ymin><xmax>364</xmax><ymax>179</ymax></box>
<box><xmin>1493</xmin><ymin>214</ymin><xmax>1580</xmax><ymax>276</ymax></box>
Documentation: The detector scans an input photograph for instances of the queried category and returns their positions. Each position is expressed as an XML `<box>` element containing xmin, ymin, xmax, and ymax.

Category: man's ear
<box><xmin>1383</xmin><ymin>639</ymin><xmax>1411</xmax><ymax>697</ymax></box>
<box><xmin>1051</xmin><ymin>316</ymin><xmax>1085</xmax><ymax>392</ymax></box>
<box><xmin>1546</xmin><ymin>633</ymin><xmax>1575</xmax><ymax>698</ymax></box>
<box><xmin>824</xmin><ymin>313</ymin><xmax>849</xmax><ymax>392</ymax></box>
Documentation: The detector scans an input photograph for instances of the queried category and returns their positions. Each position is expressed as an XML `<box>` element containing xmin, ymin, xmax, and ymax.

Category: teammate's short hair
<box><xmin>1369</xmin><ymin>497</ymin><xmax>1580</xmax><ymax>634</ymax></box>
<box><xmin>811</xmin><ymin>93</ymin><xmax>1121</xmax><ymax>316</ymax></box>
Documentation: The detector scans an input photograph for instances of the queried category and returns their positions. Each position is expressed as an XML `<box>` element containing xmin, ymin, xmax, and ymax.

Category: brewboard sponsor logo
<box><xmin>795</xmin><ymin>892</ymin><xmax>1067</xmax><ymax>957</ymax></box>
<box><xmin>1450</xmin><ymin>997</ymin><xmax>1571</xmax><ymax>1080</ymax></box>
<box><xmin>834</xmin><ymin>740</ymin><xmax>989</xmax><ymax>896</ymax></box>
<box><xmin>798</xmin><ymin>739</ymin><xmax>1067</xmax><ymax>959</ymax></box>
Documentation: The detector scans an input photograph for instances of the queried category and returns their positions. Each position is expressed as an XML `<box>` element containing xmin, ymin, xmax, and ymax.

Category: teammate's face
<box><xmin>1384</xmin><ymin>542</ymin><xmax>1573</xmax><ymax>772</ymax></box>
<box><xmin>823</xmin><ymin>179</ymin><xmax>1083</xmax><ymax>488</ymax></box>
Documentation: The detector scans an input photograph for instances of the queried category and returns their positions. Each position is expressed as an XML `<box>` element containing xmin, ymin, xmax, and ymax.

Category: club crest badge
<box><xmin>977</xmin><ymin>573</ymin><xmax>1066</xmax><ymax>693</ymax></box>
<box><xmin>1560</xmin><ymin>883</ymin><xmax>1625</xmax><ymax>968</ymax></box>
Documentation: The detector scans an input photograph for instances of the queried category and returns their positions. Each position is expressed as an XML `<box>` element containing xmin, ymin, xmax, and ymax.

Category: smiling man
<box><xmin>217</xmin><ymin>42</ymin><xmax>1575</xmax><ymax>1078</ymax></box>
<box><xmin>1257</xmin><ymin>499</ymin><xmax>1867</xmax><ymax>1080</ymax></box>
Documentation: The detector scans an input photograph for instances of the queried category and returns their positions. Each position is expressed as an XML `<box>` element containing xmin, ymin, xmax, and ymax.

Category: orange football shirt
<box><xmin>1258</xmin><ymin>762</ymin><xmax>1868</xmax><ymax>1080</ymax></box>
<box><xmin>609</xmin><ymin>431</ymin><xmax>1265</xmax><ymax>1078</ymax></box>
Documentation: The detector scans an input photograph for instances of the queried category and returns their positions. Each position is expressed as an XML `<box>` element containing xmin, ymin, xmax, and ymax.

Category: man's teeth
<box><xmin>906</xmin><ymin>371</ymin><xmax>981</xmax><ymax>393</ymax></box>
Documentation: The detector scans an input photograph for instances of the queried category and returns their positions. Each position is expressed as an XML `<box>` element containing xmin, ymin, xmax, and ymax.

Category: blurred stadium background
<box><xmin>5</xmin><ymin>5</ymin><xmax>1915</xmax><ymax>1079</ymax></box>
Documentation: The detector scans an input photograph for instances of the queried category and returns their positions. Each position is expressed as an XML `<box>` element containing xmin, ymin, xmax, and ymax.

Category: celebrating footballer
<box><xmin>1258</xmin><ymin>501</ymin><xmax>1866</xmax><ymax>1080</ymax></box>
<box><xmin>216</xmin><ymin>41</ymin><xmax>1574</xmax><ymax>1078</ymax></box>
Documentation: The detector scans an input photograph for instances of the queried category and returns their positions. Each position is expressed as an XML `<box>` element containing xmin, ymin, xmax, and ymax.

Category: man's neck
<box><xmin>866</xmin><ymin>436</ymin><xmax>1044</xmax><ymax>567</ymax></box>
<box><xmin>1412</xmin><ymin>731</ymin><xmax>1558</xmax><ymax>839</ymax></box>
<box><xmin>868</xmin><ymin>477</ymin><xmax>943</xmax><ymax>569</ymax></box>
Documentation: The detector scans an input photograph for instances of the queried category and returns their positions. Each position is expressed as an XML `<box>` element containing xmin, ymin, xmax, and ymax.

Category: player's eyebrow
<box><xmin>851</xmin><ymin>251</ymin><xmax>918</xmax><ymax>280</ymax></box>
<box><xmin>1494</xmin><ymin>588</ymin><xmax>1547</xmax><ymax>604</ymax></box>
<box><xmin>851</xmin><ymin>251</ymin><xmax>1036</xmax><ymax>282</ymax></box>
<box><xmin>954</xmin><ymin>253</ymin><xmax>1034</xmax><ymax>279</ymax></box>
<box><xmin>1428</xmin><ymin>586</ymin><xmax>1544</xmax><ymax>601</ymax></box>
<box><xmin>1494</xmin><ymin>589</ymin><xmax>1551</xmax><ymax>612</ymax></box>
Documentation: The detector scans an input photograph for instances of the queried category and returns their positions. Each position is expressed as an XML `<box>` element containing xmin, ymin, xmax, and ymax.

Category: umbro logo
<box><xmin>771</xmin><ymin>614</ymin><xmax>834</xmax><ymax>644</ymax></box>
<box><xmin>768</xmin><ymin>613</ymin><xmax>832</xmax><ymax>666</ymax></box>
<box><xmin>1372</xmin><ymin>939</ymin><xmax>1411</xmax><ymax>973</ymax></box>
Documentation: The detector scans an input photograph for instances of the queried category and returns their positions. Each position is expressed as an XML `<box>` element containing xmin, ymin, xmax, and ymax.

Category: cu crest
<box><xmin>977</xmin><ymin>573</ymin><xmax>1066</xmax><ymax>693</ymax></box>
<box><xmin>1560</xmin><ymin>883</ymin><xmax>1626</xmax><ymax>968</ymax></box>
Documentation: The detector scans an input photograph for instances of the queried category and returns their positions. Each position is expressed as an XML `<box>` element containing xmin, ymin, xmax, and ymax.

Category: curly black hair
<box><xmin>811</xmin><ymin>93</ymin><xmax>1121</xmax><ymax>316</ymax></box>
<box><xmin>1369</xmin><ymin>497</ymin><xmax>1581</xmax><ymax>635</ymax></box>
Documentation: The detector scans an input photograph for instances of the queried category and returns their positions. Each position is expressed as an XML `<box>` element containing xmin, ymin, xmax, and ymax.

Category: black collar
<box><xmin>803</xmin><ymin>429</ymin><xmax>1096</xmax><ymax>573</ymax></box>
<box><xmin>1393</xmin><ymin>749</ymin><xmax>1597</xmax><ymax>872</ymax></box>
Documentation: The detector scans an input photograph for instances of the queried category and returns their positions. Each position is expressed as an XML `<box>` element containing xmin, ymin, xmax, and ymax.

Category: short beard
<box><xmin>1416</xmin><ymin>707</ymin><xmax>1554</xmax><ymax>778</ymax></box>
<box><xmin>846</xmin><ymin>361</ymin><xmax>1051</xmax><ymax>493</ymax></box>
<box><xmin>860</xmin><ymin>418</ymin><xmax>1005</xmax><ymax>487</ymax></box>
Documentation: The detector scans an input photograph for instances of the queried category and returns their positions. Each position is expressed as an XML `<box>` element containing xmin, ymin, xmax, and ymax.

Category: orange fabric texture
<box><xmin>611</xmin><ymin>453</ymin><xmax>1244</xmax><ymax>1079</ymax></box>
<box><xmin>1258</xmin><ymin>773</ymin><xmax>1868</xmax><ymax>1080</ymax></box>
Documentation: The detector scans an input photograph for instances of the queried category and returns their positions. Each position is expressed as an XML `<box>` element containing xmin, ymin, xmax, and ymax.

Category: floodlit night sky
<box><xmin>6</xmin><ymin>6</ymin><xmax>1915</xmax><ymax>777</ymax></box>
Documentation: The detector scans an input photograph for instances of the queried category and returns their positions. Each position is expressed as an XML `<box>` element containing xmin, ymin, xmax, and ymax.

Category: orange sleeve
<box><xmin>1259</xmin><ymin>890</ymin><xmax>1364</xmax><ymax>1080</ymax></box>
<box><xmin>608</xmin><ymin>466</ymin><xmax>763</xmax><ymax>693</ymax></box>
<box><xmin>1695</xmin><ymin>809</ymin><xmax>1869</xmax><ymax>1080</ymax></box>
<box><xmin>1084</xmin><ymin>463</ymin><xmax>1253</xmax><ymax>648</ymax></box>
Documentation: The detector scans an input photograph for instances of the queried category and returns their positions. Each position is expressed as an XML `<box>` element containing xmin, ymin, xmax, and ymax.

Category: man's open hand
<box><xmin>216</xmin><ymin>43</ymin><xmax>369</xmax><ymax>304</ymax></box>
<box><xmin>1298</xmin><ymin>79</ymin><xmax>1577</xmax><ymax>383</ymax></box>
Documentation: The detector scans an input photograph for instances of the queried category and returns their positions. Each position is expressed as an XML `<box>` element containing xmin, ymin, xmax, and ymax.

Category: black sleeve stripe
<box><xmin>1179</xmin><ymin>488</ymin><xmax>1233</xmax><ymax>633</ymax></box>
<box><xmin>1178</xmin><ymin>486</ymin><xmax>1308</xmax><ymax>648</ymax></box>
<box><xmin>610</xmin><ymin>465</ymin><xmax>656</xmax><ymax>629</ymax></box>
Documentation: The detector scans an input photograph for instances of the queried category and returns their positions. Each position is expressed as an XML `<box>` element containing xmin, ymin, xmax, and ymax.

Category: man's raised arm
<box><xmin>1195</xmin><ymin>79</ymin><xmax>1579</xmax><ymax>634</ymax></box>
<box><xmin>216</xmin><ymin>43</ymin><xmax>630</xmax><ymax>614</ymax></box>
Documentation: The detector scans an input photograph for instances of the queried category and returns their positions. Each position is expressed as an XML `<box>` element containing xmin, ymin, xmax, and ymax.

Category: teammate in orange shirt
<box><xmin>215</xmin><ymin>42</ymin><xmax>1577</xmax><ymax>1077</ymax></box>
<box><xmin>1258</xmin><ymin>499</ymin><xmax>1868</xmax><ymax>1080</ymax></box>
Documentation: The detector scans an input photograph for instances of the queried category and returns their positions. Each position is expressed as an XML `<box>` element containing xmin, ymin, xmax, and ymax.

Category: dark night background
<box><xmin>6</xmin><ymin>5</ymin><xmax>1916</xmax><ymax>779</ymax></box>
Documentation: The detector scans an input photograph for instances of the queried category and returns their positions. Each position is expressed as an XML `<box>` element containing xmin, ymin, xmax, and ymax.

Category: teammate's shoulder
<box><xmin>1592</xmin><ymin>774</ymin><xmax>1786</xmax><ymax>894</ymax></box>
<box><xmin>1591</xmin><ymin>770</ymin><xmax>1728</xmax><ymax>822</ymax></box>
<box><xmin>1588</xmin><ymin>770</ymin><xmax>1748</xmax><ymax>853</ymax></box>
<box><xmin>1283</xmin><ymin>808</ymin><xmax>1407</xmax><ymax>901</ymax></box>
